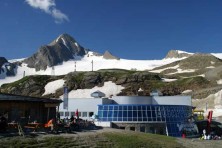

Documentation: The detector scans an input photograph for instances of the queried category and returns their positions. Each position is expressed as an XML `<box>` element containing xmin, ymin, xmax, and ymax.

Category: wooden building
<box><xmin>0</xmin><ymin>93</ymin><xmax>62</xmax><ymax>123</ymax></box>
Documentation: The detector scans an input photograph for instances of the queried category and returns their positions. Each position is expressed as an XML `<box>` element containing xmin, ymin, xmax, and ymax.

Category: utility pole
<box><xmin>23</xmin><ymin>71</ymin><xmax>25</xmax><ymax>77</ymax></box>
<box><xmin>51</xmin><ymin>66</ymin><xmax>55</xmax><ymax>76</ymax></box>
<box><xmin>91</xmin><ymin>60</ymin><xmax>93</xmax><ymax>71</ymax></box>
<box><xmin>74</xmin><ymin>61</ymin><xmax>76</xmax><ymax>72</ymax></box>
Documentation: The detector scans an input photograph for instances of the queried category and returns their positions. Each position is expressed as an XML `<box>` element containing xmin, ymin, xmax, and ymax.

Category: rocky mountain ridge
<box><xmin>22</xmin><ymin>34</ymin><xmax>121</xmax><ymax>71</ymax></box>
<box><xmin>0</xmin><ymin>57</ymin><xmax>16</xmax><ymax>78</ymax></box>
<box><xmin>1</xmin><ymin>34</ymin><xmax>222</xmax><ymax>111</ymax></box>
<box><xmin>151</xmin><ymin>53</ymin><xmax>222</xmax><ymax>79</ymax></box>
<box><xmin>1</xmin><ymin>34</ymin><xmax>222</xmax><ymax>119</ymax></box>
<box><xmin>103</xmin><ymin>50</ymin><xmax>120</xmax><ymax>60</ymax></box>
<box><xmin>23</xmin><ymin>34</ymin><xmax>88</xmax><ymax>71</ymax></box>
<box><xmin>165</xmin><ymin>50</ymin><xmax>193</xmax><ymax>59</ymax></box>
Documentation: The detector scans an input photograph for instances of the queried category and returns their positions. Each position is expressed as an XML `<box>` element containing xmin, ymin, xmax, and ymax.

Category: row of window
<box><xmin>98</xmin><ymin>105</ymin><xmax>190</xmax><ymax>113</ymax></box>
<box><xmin>98</xmin><ymin>105</ymin><xmax>191</xmax><ymax>122</ymax></box>
<box><xmin>98</xmin><ymin>105</ymin><xmax>192</xmax><ymax>137</ymax></box>
<box><xmin>59</xmin><ymin>111</ymin><xmax>94</xmax><ymax>118</ymax></box>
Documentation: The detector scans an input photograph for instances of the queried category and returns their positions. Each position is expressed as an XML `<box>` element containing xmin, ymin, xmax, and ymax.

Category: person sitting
<box><xmin>70</xmin><ymin>115</ymin><xmax>74</xmax><ymax>122</ymax></box>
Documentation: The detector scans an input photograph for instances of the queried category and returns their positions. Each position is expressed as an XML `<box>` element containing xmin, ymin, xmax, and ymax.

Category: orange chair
<box><xmin>44</xmin><ymin>119</ymin><xmax>55</xmax><ymax>133</ymax></box>
<box><xmin>44</xmin><ymin>119</ymin><xmax>53</xmax><ymax>128</ymax></box>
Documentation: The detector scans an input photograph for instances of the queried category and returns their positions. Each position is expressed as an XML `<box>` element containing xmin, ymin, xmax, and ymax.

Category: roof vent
<box><xmin>91</xmin><ymin>90</ymin><xmax>105</xmax><ymax>98</ymax></box>
<box><xmin>150</xmin><ymin>90</ymin><xmax>163</xmax><ymax>96</ymax></box>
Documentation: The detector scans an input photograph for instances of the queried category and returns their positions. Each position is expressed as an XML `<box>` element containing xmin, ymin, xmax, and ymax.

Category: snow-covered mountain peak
<box><xmin>55</xmin><ymin>33</ymin><xmax>76</xmax><ymax>42</ymax></box>
<box><xmin>22</xmin><ymin>34</ymin><xmax>88</xmax><ymax>71</ymax></box>
<box><xmin>53</xmin><ymin>33</ymin><xmax>77</xmax><ymax>47</ymax></box>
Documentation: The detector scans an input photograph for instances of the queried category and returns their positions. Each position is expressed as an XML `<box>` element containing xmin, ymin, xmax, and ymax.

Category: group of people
<box><xmin>57</xmin><ymin>115</ymin><xmax>77</xmax><ymax>124</ymax></box>
<box><xmin>56</xmin><ymin>115</ymin><xmax>95</xmax><ymax>131</ymax></box>
<box><xmin>200</xmin><ymin>129</ymin><xmax>221</xmax><ymax>140</ymax></box>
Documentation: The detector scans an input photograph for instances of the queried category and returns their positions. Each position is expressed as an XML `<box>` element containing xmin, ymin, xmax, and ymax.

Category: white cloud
<box><xmin>52</xmin><ymin>8</ymin><xmax>69</xmax><ymax>24</ymax></box>
<box><xmin>25</xmin><ymin>0</ymin><xmax>69</xmax><ymax>23</ymax></box>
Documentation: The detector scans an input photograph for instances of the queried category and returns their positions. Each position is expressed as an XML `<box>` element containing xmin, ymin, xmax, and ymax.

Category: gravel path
<box><xmin>177</xmin><ymin>138</ymin><xmax>222</xmax><ymax>148</ymax></box>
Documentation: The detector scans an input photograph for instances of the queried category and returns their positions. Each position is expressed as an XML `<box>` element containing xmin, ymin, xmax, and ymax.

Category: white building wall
<box><xmin>152</xmin><ymin>96</ymin><xmax>191</xmax><ymax>106</ymax></box>
<box><xmin>111</xmin><ymin>96</ymin><xmax>152</xmax><ymax>105</ymax></box>
<box><xmin>59</xmin><ymin>98</ymin><xmax>109</xmax><ymax>120</ymax></box>
<box><xmin>58</xmin><ymin>95</ymin><xmax>192</xmax><ymax>120</ymax></box>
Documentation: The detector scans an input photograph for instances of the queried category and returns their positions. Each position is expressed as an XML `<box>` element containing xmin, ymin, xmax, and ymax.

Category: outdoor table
<box><xmin>8</xmin><ymin>122</ymin><xmax>18</xmax><ymax>129</ymax></box>
<box><xmin>24</xmin><ymin>123</ymin><xmax>41</xmax><ymax>132</ymax></box>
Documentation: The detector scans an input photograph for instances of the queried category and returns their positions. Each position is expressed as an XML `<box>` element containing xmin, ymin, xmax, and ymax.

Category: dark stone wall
<box><xmin>112</xmin><ymin>122</ymin><xmax>166</xmax><ymax>135</ymax></box>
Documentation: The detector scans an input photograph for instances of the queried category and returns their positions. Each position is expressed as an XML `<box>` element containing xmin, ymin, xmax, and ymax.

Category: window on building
<box><xmin>78</xmin><ymin>112</ymin><xmax>82</xmax><ymax>117</ymax></box>
<box><xmin>65</xmin><ymin>112</ymin><xmax>69</xmax><ymax>117</ymax></box>
<box><xmin>82</xmin><ymin>112</ymin><xmax>87</xmax><ymax>117</ymax></box>
<box><xmin>71</xmin><ymin>112</ymin><xmax>75</xmax><ymax>116</ymax></box>
<box><xmin>59</xmin><ymin>112</ymin><xmax>64</xmax><ymax>116</ymax></box>
<box><xmin>89</xmin><ymin>112</ymin><xmax>94</xmax><ymax>117</ymax></box>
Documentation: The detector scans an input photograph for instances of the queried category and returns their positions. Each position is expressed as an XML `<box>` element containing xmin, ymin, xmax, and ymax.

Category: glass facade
<box><xmin>98</xmin><ymin>105</ymin><xmax>192</xmax><ymax>137</ymax></box>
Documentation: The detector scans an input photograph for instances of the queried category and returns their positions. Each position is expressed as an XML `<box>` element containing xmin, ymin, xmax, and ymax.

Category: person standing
<box><xmin>70</xmin><ymin>115</ymin><xmax>74</xmax><ymax>122</ymax></box>
<box><xmin>203</xmin><ymin>129</ymin><xmax>207</xmax><ymax>139</ymax></box>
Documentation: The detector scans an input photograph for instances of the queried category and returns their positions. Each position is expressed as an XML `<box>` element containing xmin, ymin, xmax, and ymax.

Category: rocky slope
<box><xmin>151</xmin><ymin>53</ymin><xmax>222</xmax><ymax>78</ymax></box>
<box><xmin>0</xmin><ymin>57</ymin><xmax>8</xmax><ymax>67</ymax></box>
<box><xmin>23</xmin><ymin>34</ymin><xmax>88</xmax><ymax>71</ymax></box>
<box><xmin>165</xmin><ymin>50</ymin><xmax>193</xmax><ymax>59</ymax></box>
<box><xmin>103</xmin><ymin>50</ymin><xmax>120</xmax><ymax>60</ymax></box>
<box><xmin>0</xmin><ymin>69</ymin><xmax>215</xmax><ymax>99</ymax></box>
<box><xmin>0</xmin><ymin>57</ymin><xmax>16</xmax><ymax>78</ymax></box>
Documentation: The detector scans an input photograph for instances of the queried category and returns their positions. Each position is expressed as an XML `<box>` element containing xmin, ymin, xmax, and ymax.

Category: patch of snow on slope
<box><xmin>43</xmin><ymin>79</ymin><xmax>65</xmax><ymax>96</ymax></box>
<box><xmin>87</xmin><ymin>51</ymin><xmax>94</xmax><ymax>56</ymax></box>
<box><xmin>63</xmin><ymin>81</ymin><xmax>124</xmax><ymax>98</ymax></box>
<box><xmin>198</xmin><ymin>74</ymin><xmax>205</xmax><ymax>77</ymax></box>
<box><xmin>61</xmin><ymin>37</ymin><xmax>69</xmax><ymax>49</ymax></box>
<box><xmin>217</xmin><ymin>80</ymin><xmax>222</xmax><ymax>85</ymax></box>
<box><xmin>211</xmin><ymin>53</ymin><xmax>222</xmax><ymax>60</ymax></box>
<box><xmin>149</xmin><ymin>64</ymin><xmax>180</xmax><ymax>73</ymax></box>
<box><xmin>182</xmin><ymin>90</ymin><xmax>192</xmax><ymax>94</ymax></box>
<box><xmin>177</xmin><ymin>50</ymin><xmax>194</xmax><ymax>54</ymax></box>
<box><xmin>161</xmin><ymin>78</ymin><xmax>177</xmax><ymax>82</ymax></box>
<box><xmin>56</xmin><ymin>36</ymin><xmax>60</xmax><ymax>42</ymax></box>
<box><xmin>206</xmin><ymin>66</ymin><xmax>215</xmax><ymax>69</ymax></box>
<box><xmin>166</xmin><ymin>69</ymin><xmax>196</xmax><ymax>75</ymax></box>
<box><xmin>75</xmin><ymin>42</ymin><xmax>78</xmax><ymax>47</ymax></box>
<box><xmin>8</xmin><ymin>58</ymin><xmax>26</xmax><ymax>63</ymax></box>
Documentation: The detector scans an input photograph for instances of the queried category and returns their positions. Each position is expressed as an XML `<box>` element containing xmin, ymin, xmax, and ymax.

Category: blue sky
<box><xmin>0</xmin><ymin>0</ymin><xmax>222</xmax><ymax>60</ymax></box>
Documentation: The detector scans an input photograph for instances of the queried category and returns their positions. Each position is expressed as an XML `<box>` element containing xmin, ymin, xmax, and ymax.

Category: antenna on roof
<box><xmin>91</xmin><ymin>60</ymin><xmax>93</xmax><ymax>71</ymax></box>
<box><xmin>74</xmin><ymin>61</ymin><xmax>76</xmax><ymax>72</ymax></box>
<box><xmin>51</xmin><ymin>66</ymin><xmax>55</xmax><ymax>76</ymax></box>
<box><xmin>23</xmin><ymin>71</ymin><xmax>25</xmax><ymax>78</ymax></box>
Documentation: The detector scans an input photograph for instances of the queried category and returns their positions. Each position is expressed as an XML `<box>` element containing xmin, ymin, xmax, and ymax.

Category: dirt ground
<box><xmin>55</xmin><ymin>128</ymin><xmax>222</xmax><ymax>148</ymax></box>
<box><xmin>1</xmin><ymin>128</ymin><xmax>222</xmax><ymax>148</ymax></box>
<box><xmin>177</xmin><ymin>138</ymin><xmax>222</xmax><ymax>148</ymax></box>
